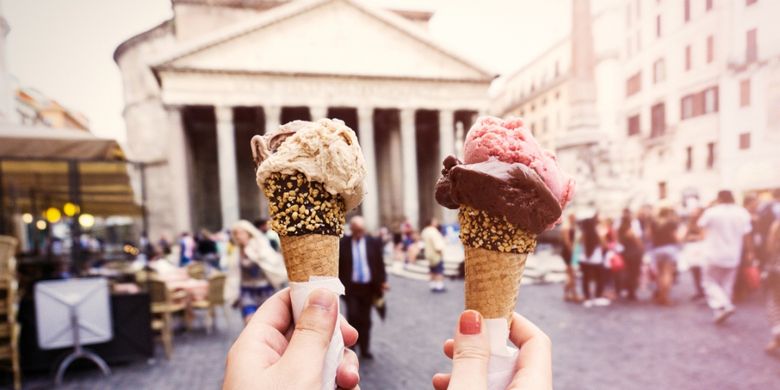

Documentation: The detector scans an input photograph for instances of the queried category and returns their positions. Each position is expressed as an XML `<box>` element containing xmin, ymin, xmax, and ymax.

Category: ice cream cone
<box><xmin>464</xmin><ymin>247</ymin><xmax>527</xmax><ymax>323</ymax></box>
<box><xmin>280</xmin><ymin>235</ymin><xmax>339</xmax><ymax>282</ymax></box>
<box><xmin>458</xmin><ymin>205</ymin><xmax>535</xmax><ymax>325</ymax></box>
<box><xmin>262</xmin><ymin>171</ymin><xmax>346</xmax><ymax>282</ymax></box>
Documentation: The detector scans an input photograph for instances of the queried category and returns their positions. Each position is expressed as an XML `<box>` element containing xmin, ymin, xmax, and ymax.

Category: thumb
<box><xmin>278</xmin><ymin>289</ymin><xmax>338</xmax><ymax>379</ymax></box>
<box><xmin>449</xmin><ymin>310</ymin><xmax>490</xmax><ymax>390</ymax></box>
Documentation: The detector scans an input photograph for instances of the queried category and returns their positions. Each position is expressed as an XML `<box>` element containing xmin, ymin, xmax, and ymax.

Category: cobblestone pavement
<box><xmin>19</xmin><ymin>274</ymin><xmax>780</xmax><ymax>390</ymax></box>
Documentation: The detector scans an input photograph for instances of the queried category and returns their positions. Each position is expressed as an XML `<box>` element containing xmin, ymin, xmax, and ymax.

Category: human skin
<box><xmin>432</xmin><ymin>311</ymin><xmax>553</xmax><ymax>390</ymax></box>
<box><xmin>222</xmin><ymin>288</ymin><xmax>361</xmax><ymax>390</ymax></box>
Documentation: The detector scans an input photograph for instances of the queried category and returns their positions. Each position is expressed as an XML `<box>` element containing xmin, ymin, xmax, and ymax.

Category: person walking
<box><xmin>421</xmin><ymin>218</ymin><xmax>447</xmax><ymax>293</ymax></box>
<box><xmin>178</xmin><ymin>232</ymin><xmax>195</xmax><ymax>266</ymax></box>
<box><xmin>338</xmin><ymin>216</ymin><xmax>388</xmax><ymax>359</ymax></box>
<box><xmin>650</xmin><ymin>207</ymin><xmax>680</xmax><ymax>306</ymax></box>
<box><xmin>764</xmin><ymin>217</ymin><xmax>780</xmax><ymax>354</ymax></box>
<box><xmin>698</xmin><ymin>190</ymin><xmax>754</xmax><ymax>324</ymax></box>
<box><xmin>579</xmin><ymin>215</ymin><xmax>610</xmax><ymax>307</ymax></box>
<box><xmin>681</xmin><ymin>207</ymin><xmax>707</xmax><ymax>300</ymax></box>
<box><xmin>253</xmin><ymin>218</ymin><xmax>281</xmax><ymax>253</ymax></box>
<box><xmin>226</xmin><ymin>220</ymin><xmax>287</xmax><ymax>322</ymax></box>
<box><xmin>561</xmin><ymin>214</ymin><xmax>582</xmax><ymax>302</ymax></box>
<box><xmin>618</xmin><ymin>210</ymin><xmax>644</xmax><ymax>301</ymax></box>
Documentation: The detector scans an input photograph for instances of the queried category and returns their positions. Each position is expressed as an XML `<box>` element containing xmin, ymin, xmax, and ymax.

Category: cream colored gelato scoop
<box><xmin>251</xmin><ymin>119</ymin><xmax>366</xmax><ymax>211</ymax></box>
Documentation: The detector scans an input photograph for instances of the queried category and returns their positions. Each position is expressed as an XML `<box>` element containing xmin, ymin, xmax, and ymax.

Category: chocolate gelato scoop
<box><xmin>435</xmin><ymin>155</ymin><xmax>562</xmax><ymax>235</ymax></box>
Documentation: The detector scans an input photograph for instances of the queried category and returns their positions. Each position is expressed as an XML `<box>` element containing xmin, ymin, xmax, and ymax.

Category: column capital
<box><xmin>357</xmin><ymin>106</ymin><xmax>374</xmax><ymax>119</ymax></box>
<box><xmin>215</xmin><ymin>105</ymin><xmax>233</xmax><ymax>121</ymax></box>
<box><xmin>309</xmin><ymin>106</ymin><xmax>328</xmax><ymax>120</ymax></box>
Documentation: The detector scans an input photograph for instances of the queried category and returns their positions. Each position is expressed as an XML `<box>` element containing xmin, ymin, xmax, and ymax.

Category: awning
<box><xmin>0</xmin><ymin>123</ymin><xmax>125</xmax><ymax>161</ymax></box>
<box><xmin>0</xmin><ymin>123</ymin><xmax>140</xmax><ymax>217</ymax></box>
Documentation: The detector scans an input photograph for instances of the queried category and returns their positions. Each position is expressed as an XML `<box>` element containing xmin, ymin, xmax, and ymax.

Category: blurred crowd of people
<box><xmin>559</xmin><ymin>189</ymin><xmax>780</xmax><ymax>354</ymax></box>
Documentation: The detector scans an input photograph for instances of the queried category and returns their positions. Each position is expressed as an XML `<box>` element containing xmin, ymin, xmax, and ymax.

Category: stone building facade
<box><xmin>617</xmin><ymin>0</ymin><xmax>780</xmax><ymax>208</ymax></box>
<box><xmin>115</xmin><ymin>0</ymin><xmax>491</xmax><ymax>238</ymax></box>
<box><xmin>491</xmin><ymin>0</ymin><xmax>627</xmax><ymax>215</ymax></box>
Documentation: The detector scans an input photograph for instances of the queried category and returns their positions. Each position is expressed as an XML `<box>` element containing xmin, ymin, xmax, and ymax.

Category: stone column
<box><xmin>265</xmin><ymin>105</ymin><xmax>281</xmax><ymax>134</ymax></box>
<box><xmin>166</xmin><ymin>106</ymin><xmax>193</xmax><ymax>234</ymax></box>
<box><xmin>400</xmin><ymin>108</ymin><xmax>419</xmax><ymax>229</ymax></box>
<box><xmin>309</xmin><ymin>106</ymin><xmax>328</xmax><ymax>121</ymax></box>
<box><xmin>215</xmin><ymin>106</ymin><xmax>240</xmax><ymax>229</ymax></box>
<box><xmin>357</xmin><ymin>106</ymin><xmax>379</xmax><ymax>232</ymax></box>
<box><xmin>438</xmin><ymin>109</ymin><xmax>457</xmax><ymax>224</ymax></box>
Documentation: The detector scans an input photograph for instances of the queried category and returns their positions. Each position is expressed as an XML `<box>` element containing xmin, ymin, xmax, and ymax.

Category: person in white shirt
<box><xmin>421</xmin><ymin>218</ymin><xmax>447</xmax><ymax>293</ymax></box>
<box><xmin>698</xmin><ymin>190</ymin><xmax>754</xmax><ymax>324</ymax></box>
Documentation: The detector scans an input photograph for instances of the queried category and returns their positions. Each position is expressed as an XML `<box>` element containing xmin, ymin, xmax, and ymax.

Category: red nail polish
<box><xmin>459</xmin><ymin>310</ymin><xmax>481</xmax><ymax>335</ymax></box>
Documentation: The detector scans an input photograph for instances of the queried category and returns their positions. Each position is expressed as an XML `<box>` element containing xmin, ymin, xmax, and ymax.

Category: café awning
<box><xmin>0</xmin><ymin>123</ymin><xmax>141</xmax><ymax>217</ymax></box>
<box><xmin>0</xmin><ymin>123</ymin><xmax>125</xmax><ymax>161</ymax></box>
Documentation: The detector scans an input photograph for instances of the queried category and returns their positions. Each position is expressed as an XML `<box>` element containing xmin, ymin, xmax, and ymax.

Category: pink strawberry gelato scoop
<box><xmin>463</xmin><ymin>116</ymin><xmax>574</xmax><ymax>209</ymax></box>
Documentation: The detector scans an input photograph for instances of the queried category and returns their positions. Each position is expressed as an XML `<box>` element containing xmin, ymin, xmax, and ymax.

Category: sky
<box><xmin>3</xmin><ymin>0</ymin><xmax>570</xmax><ymax>142</ymax></box>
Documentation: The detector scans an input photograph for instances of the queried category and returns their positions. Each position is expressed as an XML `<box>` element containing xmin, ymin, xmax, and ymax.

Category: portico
<box><xmin>116</xmin><ymin>0</ymin><xmax>491</xmax><ymax>236</ymax></box>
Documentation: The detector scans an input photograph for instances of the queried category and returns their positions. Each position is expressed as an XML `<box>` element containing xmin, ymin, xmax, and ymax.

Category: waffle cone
<box><xmin>280</xmin><ymin>234</ymin><xmax>339</xmax><ymax>282</ymax></box>
<box><xmin>464</xmin><ymin>246</ymin><xmax>528</xmax><ymax>325</ymax></box>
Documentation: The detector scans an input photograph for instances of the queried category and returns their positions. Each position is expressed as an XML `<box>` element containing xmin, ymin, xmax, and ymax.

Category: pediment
<box><xmin>155</xmin><ymin>0</ymin><xmax>491</xmax><ymax>81</ymax></box>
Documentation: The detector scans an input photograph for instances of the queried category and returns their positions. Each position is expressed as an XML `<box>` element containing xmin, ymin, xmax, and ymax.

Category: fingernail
<box><xmin>308</xmin><ymin>289</ymin><xmax>336</xmax><ymax>311</ymax></box>
<box><xmin>459</xmin><ymin>310</ymin><xmax>482</xmax><ymax>335</ymax></box>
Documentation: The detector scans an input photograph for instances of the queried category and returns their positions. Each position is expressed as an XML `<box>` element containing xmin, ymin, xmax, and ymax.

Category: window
<box><xmin>626</xmin><ymin>72</ymin><xmax>642</xmax><ymax>96</ymax></box>
<box><xmin>542</xmin><ymin>117</ymin><xmax>548</xmax><ymax>133</ymax></box>
<box><xmin>554</xmin><ymin>61</ymin><xmax>560</xmax><ymax>77</ymax></box>
<box><xmin>740</xmin><ymin>79</ymin><xmax>751</xmax><ymax>106</ymax></box>
<box><xmin>628</xmin><ymin>114</ymin><xmax>641</xmax><ymax>136</ymax></box>
<box><xmin>685</xmin><ymin>146</ymin><xmax>693</xmax><ymax>171</ymax></box>
<box><xmin>739</xmin><ymin>133</ymin><xmax>751</xmax><ymax>149</ymax></box>
<box><xmin>707</xmin><ymin>0</ymin><xmax>714</xmax><ymax>10</ymax></box>
<box><xmin>656</xmin><ymin>15</ymin><xmax>662</xmax><ymax>37</ymax></box>
<box><xmin>704</xmin><ymin>86</ymin><xmax>719</xmax><ymax>113</ymax></box>
<box><xmin>653</xmin><ymin>58</ymin><xmax>666</xmax><ymax>83</ymax></box>
<box><xmin>707</xmin><ymin>35</ymin><xmax>714</xmax><ymax>63</ymax></box>
<box><xmin>746</xmin><ymin>28</ymin><xmax>758</xmax><ymax>63</ymax></box>
<box><xmin>707</xmin><ymin>142</ymin><xmax>716</xmax><ymax>169</ymax></box>
<box><xmin>658</xmin><ymin>181</ymin><xmax>667</xmax><ymax>200</ymax></box>
<box><xmin>530</xmin><ymin>123</ymin><xmax>536</xmax><ymax>135</ymax></box>
<box><xmin>685</xmin><ymin>45</ymin><xmax>692</xmax><ymax>71</ymax></box>
<box><xmin>681</xmin><ymin>85</ymin><xmax>719</xmax><ymax>120</ymax></box>
<box><xmin>684</xmin><ymin>0</ymin><xmax>691</xmax><ymax>22</ymax></box>
<box><xmin>681</xmin><ymin>95</ymin><xmax>695</xmax><ymax>119</ymax></box>
<box><xmin>651</xmin><ymin>103</ymin><xmax>666</xmax><ymax>137</ymax></box>
<box><xmin>626</xmin><ymin>4</ymin><xmax>632</xmax><ymax>27</ymax></box>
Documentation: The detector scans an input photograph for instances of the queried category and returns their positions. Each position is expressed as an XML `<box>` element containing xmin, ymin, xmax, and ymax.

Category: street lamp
<box><xmin>45</xmin><ymin>207</ymin><xmax>62</xmax><ymax>224</ymax></box>
<box><xmin>35</xmin><ymin>220</ymin><xmax>47</xmax><ymax>230</ymax></box>
<box><xmin>78</xmin><ymin>213</ymin><xmax>95</xmax><ymax>229</ymax></box>
<box><xmin>22</xmin><ymin>213</ymin><xmax>33</xmax><ymax>224</ymax></box>
<box><xmin>63</xmin><ymin>202</ymin><xmax>80</xmax><ymax>217</ymax></box>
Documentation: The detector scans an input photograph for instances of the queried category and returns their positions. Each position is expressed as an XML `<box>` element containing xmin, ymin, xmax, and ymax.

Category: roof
<box><xmin>0</xmin><ymin>123</ymin><xmax>124</xmax><ymax>161</ymax></box>
<box><xmin>113</xmin><ymin>19</ymin><xmax>173</xmax><ymax>63</ymax></box>
<box><xmin>150</xmin><ymin>0</ymin><xmax>492</xmax><ymax>80</ymax></box>
<box><xmin>0</xmin><ymin>123</ymin><xmax>139</xmax><ymax>216</ymax></box>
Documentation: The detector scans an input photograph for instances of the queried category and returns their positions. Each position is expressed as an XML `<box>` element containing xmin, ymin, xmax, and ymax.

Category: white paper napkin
<box><xmin>485</xmin><ymin>318</ymin><xmax>519</xmax><ymax>390</ymax></box>
<box><xmin>289</xmin><ymin>277</ymin><xmax>346</xmax><ymax>390</ymax></box>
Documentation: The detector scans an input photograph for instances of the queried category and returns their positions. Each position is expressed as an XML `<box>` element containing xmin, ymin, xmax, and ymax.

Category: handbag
<box><xmin>743</xmin><ymin>265</ymin><xmax>761</xmax><ymax>290</ymax></box>
<box><xmin>610</xmin><ymin>253</ymin><xmax>625</xmax><ymax>272</ymax></box>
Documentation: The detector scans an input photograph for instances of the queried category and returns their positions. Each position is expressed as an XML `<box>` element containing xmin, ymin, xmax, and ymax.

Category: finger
<box><xmin>340</xmin><ymin>314</ymin><xmax>359</xmax><ymax>348</ymax></box>
<box><xmin>278</xmin><ymin>289</ymin><xmax>339</xmax><ymax>378</ymax></box>
<box><xmin>508</xmin><ymin>313</ymin><xmax>547</xmax><ymax>348</ymax></box>
<box><xmin>336</xmin><ymin>348</ymin><xmax>360</xmax><ymax>389</ymax></box>
<box><xmin>432</xmin><ymin>373</ymin><xmax>451</xmax><ymax>390</ymax></box>
<box><xmin>247</xmin><ymin>287</ymin><xmax>293</xmax><ymax>334</ymax></box>
<box><xmin>508</xmin><ymin>313</ymin><xmax>552</xmax><ymax>390</ymax></box>
<box><xmin>443</xmin><ymin>339</ymin><xmax>454</xmax><ymax>359</ymax></box>
<box><xmin>227</xmin><ymin>288</ymin><xmax>292</xmax><ymax>367</ymax></box>
<box><xmin>448</xmin><ymin>310</ymin><xmax>490</xmax><ymax>390</ymax></box>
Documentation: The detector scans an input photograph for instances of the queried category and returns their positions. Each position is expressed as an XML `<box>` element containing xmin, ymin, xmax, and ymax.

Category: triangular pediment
<box><xmin>155</xmin><ymin>0</ymin><xmax>491</xmax><ymax>81</ymax></box>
